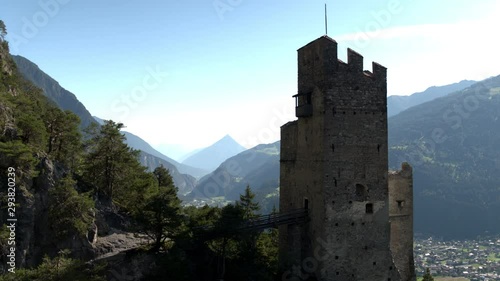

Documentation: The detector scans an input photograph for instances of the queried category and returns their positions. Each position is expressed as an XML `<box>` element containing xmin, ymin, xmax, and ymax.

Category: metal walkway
<box><xmin>239</xmin><ymin>208</ymin><xmax>309</xmax><ymax>231</ymax></box>
<box><xmin>195</xmin><ymin>208</ymin><xmax>308</xmax><ymax>239</ymax></box>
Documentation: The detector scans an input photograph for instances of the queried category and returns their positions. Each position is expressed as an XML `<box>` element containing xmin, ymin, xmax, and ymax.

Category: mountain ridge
<box><xmin>189</xmin><ymin>141</ymin><xmax>279</xmax><ymax>200</ymax></box>
<box><xmin>12</xmin><ymin>55</ymin><xmax>96</xmax><ymax>129</ymax></box>
<box><xmin>388</xmin><ymin>79</ymin><xmax>477</xmax><ymax>117</ymax></box>
<box><xmin>12</xmin><ymin>55</ymin><xmax>203</xmax><ymax>189</ymax></box>
<box><xmin>388</xmin><ymin>75</ymin><xmax>500</xmax><ymax>238</ymax></box>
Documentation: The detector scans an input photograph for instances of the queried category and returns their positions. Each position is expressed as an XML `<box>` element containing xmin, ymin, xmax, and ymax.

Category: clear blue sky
<box><xmin>1</xmin><ymin>0</ymin><xmax>499</xmax><ymax>158</ymax></box>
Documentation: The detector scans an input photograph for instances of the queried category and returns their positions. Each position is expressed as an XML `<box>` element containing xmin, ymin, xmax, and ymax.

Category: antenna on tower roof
<box><xmin>324</xmin><ymin>3</ymin><xmax>328</xmax><ymax>35</ymax></box>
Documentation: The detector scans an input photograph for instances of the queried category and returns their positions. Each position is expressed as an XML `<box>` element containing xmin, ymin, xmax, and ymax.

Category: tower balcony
<box><xmin>295</xmin><ymin>104</ymin><xmax>313</xmax><ymax>117</ymax></box>
<box><xmin>293</xmin><ymin>92</ymin><xmax>313</xmax><ymax>117</ymax></box>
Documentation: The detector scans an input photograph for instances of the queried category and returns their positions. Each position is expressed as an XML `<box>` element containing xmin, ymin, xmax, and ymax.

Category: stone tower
<box><xmin>279</xmin><ymin>36</ymin><xmax>414</xmax><ymax>281</ymax></box>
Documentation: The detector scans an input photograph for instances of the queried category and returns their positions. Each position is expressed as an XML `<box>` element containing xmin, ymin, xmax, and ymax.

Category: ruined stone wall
<box><xmin>279</xmin><ymin>89</ymin><xmax>327</xmax><ymax>271</ymax></box>
<box><xmin>279</xmin><ymin>121</ymin><xmax>300</xmax><ymax>267</ymax></box>
<box><xmin>389</xmin><ymin>163</ymin><xmax>416</xmax><ymax>281</ymax></box>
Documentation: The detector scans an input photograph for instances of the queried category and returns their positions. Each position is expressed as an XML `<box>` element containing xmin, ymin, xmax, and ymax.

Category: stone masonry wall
<box><xmin>389</xmin><ymin>163</ymin><xmax>416</xmax><ymax>281</ymax></box>
<box><xmin>319</xmin><ymin>37</ymin><xmax>398</xmax><ymax>281</ymax></box>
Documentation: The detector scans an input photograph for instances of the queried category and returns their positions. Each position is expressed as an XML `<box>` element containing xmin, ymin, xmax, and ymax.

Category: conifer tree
<box><xmin>48</xmin><ymin>175</ymin><xmax>94</xmax><ymax>239</ymax></box>
<box><xmin>44</xmin><ymin>108</ymin><xmax>82</xmax><ymax>169</ymax></box>
<box><xmin>153</xmin><ymin>164</ymin><xmax>174</xmax><ymax>187</ymax></box>
<box><xmin>237</xmin><ymin>185</ymin><xmax>260</xmax><ymax>220</ymax></box>
<box><xmin>84</xmin><ymin>120</ymin><xmax>127</xmax><ymax>199</ymax></box>
<box><xmin>422</xmin><ymin>268</ymin><xmax>434</xmax><ymax>281</ymax></box>
<box><xmin>16</xmin><ymin>113</ymin><xmax>47</xmax><ymax>149</ymax></box>
<box><xmin>135</xmin><ymin>166</ymin><xmax>181</xmax><ymax>252</ymax></box>
<box><xmin>0</xmin><ymin>20</ymin><xmax>6</xmax><ymax>41</ymax></box>
<box><xmin>82</xmin><ymin>120</ymin><xmax>143</xmax><ymax>202</ymax></box>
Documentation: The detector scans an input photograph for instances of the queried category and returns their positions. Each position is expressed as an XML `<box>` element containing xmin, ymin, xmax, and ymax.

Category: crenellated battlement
<box><xmin>372</xmin><ymin>61</ymin><xmax>387</xmax><ymax>80</ymax></box>
<box><xmin>347</xmin><ymin>48</ymin><xmax>363</xmax><ymax>72</ymax></box>
<box><xmin>296</xmin><ymin>35</ymin><xmax>387</xmax><ymax>112</ymax></box>
<box><xmin>298</xmin><ymin>35</ymin><xmax>386</xmax><ymax>81</ymax></box>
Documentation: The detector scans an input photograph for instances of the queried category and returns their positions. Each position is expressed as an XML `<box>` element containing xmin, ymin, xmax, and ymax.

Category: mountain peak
<box><xmin>182</xmin><ymin>134</ymin><xmax>246</xmax><ymax>172</ymax></box>
<box><xmin>217</xmin><ymin>134</ymin><xmax>239</xmax><ymax>144</ymax></box>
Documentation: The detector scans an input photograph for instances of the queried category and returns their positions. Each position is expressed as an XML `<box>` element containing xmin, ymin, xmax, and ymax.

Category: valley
<box><xmin>414</xmin><ymin>235</ymin><xmax>500</xmax><ymax>280</ymax></box>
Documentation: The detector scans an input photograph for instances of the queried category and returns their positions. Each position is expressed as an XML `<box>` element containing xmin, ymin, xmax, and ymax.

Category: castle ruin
<box><xmin>279</xmin><ymin>36</ymin><xmax>415</xmax><ymax>281</ymax></box>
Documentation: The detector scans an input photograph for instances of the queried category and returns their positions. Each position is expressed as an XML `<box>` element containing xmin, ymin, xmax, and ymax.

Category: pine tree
<box><xmin>255</xmin><ymin>228</ymin><xmax>279</xmax><ymax>280</ymax></box>
<box><xmin>422</xmin><ymin>268</ymin><xmax>434</xmax><ymax>281</ymax></box>
<box><xmin>0</xmin><ymin>141</ymin><xmax>37</xmax><ymax>173</ymax></box>
<box><xmin>44</xmin><ymin>108</ymin><xmax>82</xmax><ymax>169</ymax></box>
<box><xmin>153</xmin><ymin>164</ymin><xmax>174</xmax><ymax>188</ymax></box>
<box><xmin>222</xmin><ymin>186</ymin><xmax>265</xmax><ymax>279</ymax></box>
<box><xmin>135</xmin><ymin>167</ymin><xmax>181</xmax><ymax>252</ymax></box>
<box><xmin>82</xmin><ymin>120</ymin><xmax>144</xmax><ymax>202</ymax></box>
<box><xmin>0</xmin><ymin>20</ymin><xmax>7</xmax><ymax>41</ymax></box>
<box><xmin>208</xmin><ymin>203</ymin><xmax>245</xmax><ymax>280</ymax></box>
<box><xmin>48</xmin><ymin>175</ymin><xmax>94</xmax><ymax>239</ymax></box>
<box><xmin>237</xmin><ymin>185</ymin><xmax>260</xmax><ymax>220</ymax></box>
<box><xmin>16</xmin><ymin>113</ymin><xmax>47</xmax><ymax>150</ymax></box>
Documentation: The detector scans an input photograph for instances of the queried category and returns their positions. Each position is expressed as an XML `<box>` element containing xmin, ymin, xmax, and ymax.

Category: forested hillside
<box><xmin>389</xmin><ymin>76</ymin><xmax>500</xmax><ymax>238</ymax></box>
<box><xmin>190</xmin><ymin>141</ymin><xmax>279</xmax><ymax>200</ymax></box>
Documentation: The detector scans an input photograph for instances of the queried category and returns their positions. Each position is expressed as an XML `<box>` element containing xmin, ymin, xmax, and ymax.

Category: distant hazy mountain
<box><xmin>12</xmin><ymin>55</ymin><xmax>202</xmax><ymax>189</ymax></box>
<box><xmin>155</xmin><ymin>143</ymin><xmax>201</xmax><ymax>162</ymax></box>
<box><xmin>388</xmin><ymin>80</ymin><xmax>476</xmax><ymax>117</ymax></box>
<box><xmin>178</xmin><ymin>147</ymin><xmax>204</xmax><ymax>162</ymax></box>
<box><xmin>93</xmin><ymin>117</ymin><xmax>208</xmax><ymax>178</ymax></box>
<box><xmin>388</xmin><ymin>75</ymin><xmax>500</xmax><ymax>238</ymax></box>
<box><xmin>188</xmin><ymin>141</ymin><xmax>279</xmax><ymax>200</ymax></box>
<box><xmin>182</xmin><ymin>135</ymin><xmax>246</xmax><ymax>171</ymax></box>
